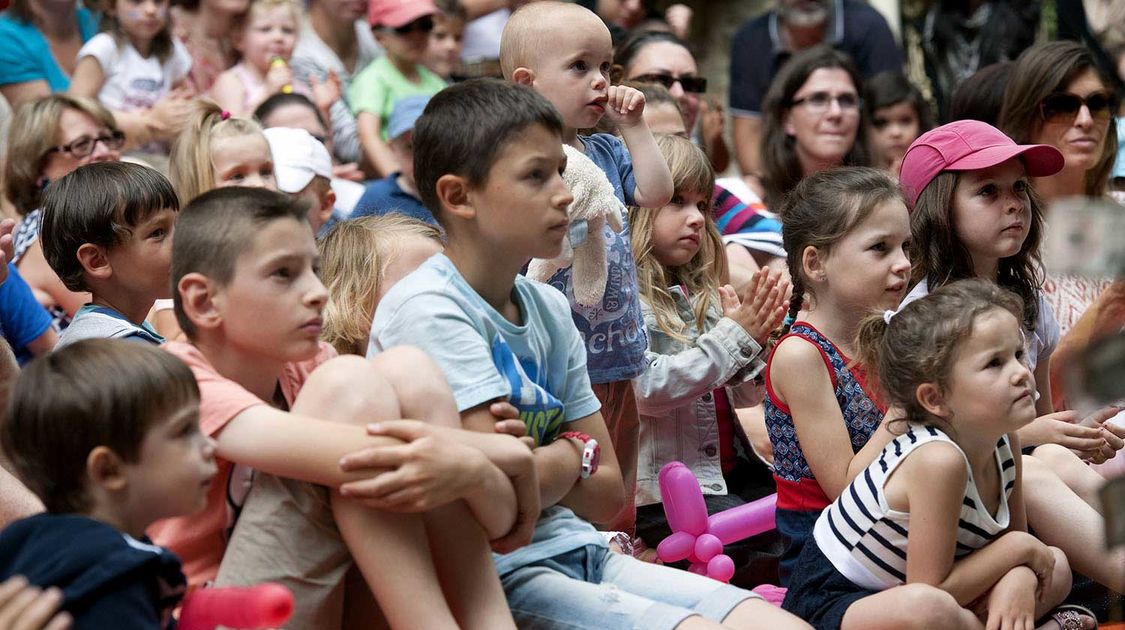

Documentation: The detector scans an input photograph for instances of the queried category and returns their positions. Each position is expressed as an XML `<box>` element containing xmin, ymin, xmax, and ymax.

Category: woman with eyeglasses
<box><xmin>758</xmin><ymin>45</ymin><xmax>869</xmax><ymax>212</ymax></box>
<box><xmin>1</xmin><ymin>94</ymin><xmax>123</xmax><ymax>329</ymax></box>
<box><xmin>615</xmin><ymin>31</ymin><xmax>729</xmax><ymax>173</ymax></box>
<box><xmin>999</xmin><ymin>41</ymin><xmax>1122</xmax><ymax>423</ymax></box>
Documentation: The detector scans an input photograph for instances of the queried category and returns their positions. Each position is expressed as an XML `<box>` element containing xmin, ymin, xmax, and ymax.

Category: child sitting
<box><xmin>70</xmin><ymin>0</ymin><xmax>195</xmax><ymax>149</ymax></box>
<box><xmin>352</xmin><ymin>95</ymin><xmax>434</xmax><ymax>224</ymax></box>
<box><xmin>262</xmin><ymin>126</ymin><xmax>338</xmax><ymax>234</ymax></box>
<box><xmin>211</xmin><ymin>0</ymin><xmax>340</xmax><ymax>118</ymax></box>
<box><xmin>0</xmin><ymin>339</ymin><xmax>217</xmax><ymax>628</ymax></box>
<box><xmin>629</xmin><ymin>135</ymin><xmax>788</xmax><ymax>581</ymax></box>
<box><xmin>783</xmin><ymin>279</ymin><xmax>1094</xmax><ymax>630</ymax></box>
<box><xmin>39</xmin><ymin>162</ymin><xmax>178</xmax><ymax>348</ymax></box>
<box><xmin>352</xmin><ymin>0</ymin><xmax>447</xmax><ymax>178</ymax></box>
<box><xmin>500</xmin><ymin>0</ymin><xmax>674</xmax><ymax>534</ymax></box>
<box><xmin>151</xmin><ymin>186</ymin><xmax>530</xmax><ymax>629</ymax></box>
<box><xmin>370</xmin><ymin>77</ymin><xmax>807</xmax><ymax>630</ymax></box>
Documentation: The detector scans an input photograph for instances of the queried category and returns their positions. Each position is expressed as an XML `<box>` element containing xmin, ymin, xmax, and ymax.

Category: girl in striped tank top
<box><xmin>765</xmin><ymin>168</ymin><xmax>912</xmax><ymax>583</ymax></box>
<box><xmin>784</xmin><ymin>279</ymin><xmax>1094</xmax><ymax>630</ymax></box>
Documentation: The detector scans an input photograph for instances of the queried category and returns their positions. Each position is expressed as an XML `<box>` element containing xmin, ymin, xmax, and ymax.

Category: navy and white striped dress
<box><xmin>813</xmin><ymin>424</ymin><xmax>1016</xmax><ymax>591</ymax></box>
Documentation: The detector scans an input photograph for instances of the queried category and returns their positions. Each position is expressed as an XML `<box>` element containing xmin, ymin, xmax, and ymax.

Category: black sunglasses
<box><xmin>45</xmin><ymin>129</ymin><xmax>125</xmax><ymax>159</ymax></box>
<box><xmin>1040</xmin><ymin>91</ymin><xmax>1117</xmax><ymax>123</ymax></box>
<box><xmin>631</xmin><ymin>73</ymin><xmax>708</xmax><ymax>94</ymax></box>
<box><xmin>393</xmin><ymin>15</ymin><xmax>434</xmax><ymax>35</ymax></box>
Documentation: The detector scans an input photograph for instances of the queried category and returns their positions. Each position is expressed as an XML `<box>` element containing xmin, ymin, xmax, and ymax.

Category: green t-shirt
<box><xmin>348</xmin><ymin>56</ymin><xmax>447</xmax><ymax>140</ymax></box>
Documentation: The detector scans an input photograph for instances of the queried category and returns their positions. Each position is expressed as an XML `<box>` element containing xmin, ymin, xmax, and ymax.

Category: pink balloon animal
<box><xmin>656</xmin><ymin>461</ymin><xmax>777</xmax><ymax>582</ymax></box>
<box><xmin>178</xmin><ymin>583</ymin><xmax>295</xmax><ymax>630</ymax></box>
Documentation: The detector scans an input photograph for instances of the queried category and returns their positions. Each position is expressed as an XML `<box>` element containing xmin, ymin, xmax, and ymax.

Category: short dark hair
<box><xmin>254</xmin><ymin>92</ymin><xmax>329</xmax><ymax>130</ymax></box>
<box><xmin>413</xmin><ymin>79</ymin><xmax>563</xmax><ymax>220</ymax></box>
<box><xmin>172</xmin><ymin>187</ymin><xmax>310</xmax><ymax>338</ymax></box>
<box><xmin>1</xmin><ymin>339</ymin><xmax>200</xmax><ymax>514</ymax></box>
<box><xmin>864</xmin><ymin>71</ymin><xmax>934</xmax><ymax>132</ymax></box>
<box><xmin>948</xmin><ymin>62</ymin><xmax>1013</xmax><ymax>126</ymax></box>
<box><xmin>40</xmin><ymin>162</ymin><xmax>179</xmax><ymax>292</ymax></box>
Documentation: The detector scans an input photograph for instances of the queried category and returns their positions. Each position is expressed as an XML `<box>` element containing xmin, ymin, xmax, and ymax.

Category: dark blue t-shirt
<box><xmin>729</xmin><ymin>0</ymin><xmax>902</xmax><ymax>117</ymax></box>
<box><xmin>0</xmin><ymin>264</ymin><xmax>53</xmax><ymax>364</ymax></box>
<box><xmin>351</xmin><ymin>173</ymin><xmax>436</xmax><ymax>225</ymax></box>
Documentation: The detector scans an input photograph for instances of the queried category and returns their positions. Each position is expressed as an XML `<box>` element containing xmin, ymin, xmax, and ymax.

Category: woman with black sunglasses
<box><xmin>615</xmin><ymin>30</ymin><xmax>729</xmax><ymax>172</ymax></box>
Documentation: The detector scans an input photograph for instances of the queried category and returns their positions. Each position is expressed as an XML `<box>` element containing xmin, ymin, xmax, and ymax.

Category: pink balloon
<box><xmin>688</xmin><ymin>562</ymin><xmax>708</xmax><ymax>576</ymax></box>
<box><xmin>693</xmin><ymin>533</ymin><xmax>723</xmax><ymax>563</ymax></box>
<box><xmin>179</xmin><ymin>583</ymin><xmax>295</xmax><ymax>630</ymax></box>
<box><xmin>659</xmin><ymin>462</ymin><xmax>708</xmax><ymax>536</ymax></box>
<box><xmin>656</xmin><ymin>531</ymin><xmax>697</xmax><ymax>564</ymax></box>
<box><xmin>708</xmin><ymin>493</ymin><xmax>777</xmax><ymax>544</ymax></box>
<box><xmin>707</xmin><ymin>554</ymin><xmax>736</xmax><ymax>583</ymax></box>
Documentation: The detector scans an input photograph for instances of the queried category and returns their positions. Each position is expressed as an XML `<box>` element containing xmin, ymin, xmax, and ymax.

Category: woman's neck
<box><xmin>1033</xmin><ymin>168</ymin><xmax>1087</xmax><ymax>204</ymax></box>
<box><xmin>31</xmin><ymin>2</ymin><xmax>79</xmax><ymax>37</ymax></box>
<box><xmin>797</xmin><ymin>150</ymin><xmax>842</xmax><ymax>179</ymax></box>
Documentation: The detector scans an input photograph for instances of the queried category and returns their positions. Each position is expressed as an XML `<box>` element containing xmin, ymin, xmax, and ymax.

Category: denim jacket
<box><xmin>633</xmin><ymin>285</ymin><xmax>766</xmax><ymax>506</ymax></box>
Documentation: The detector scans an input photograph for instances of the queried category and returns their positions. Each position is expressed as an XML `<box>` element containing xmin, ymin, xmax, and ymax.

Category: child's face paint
<box><xmin>115</xmin><ymin>0</ymin><xmax>171</xmax><ymax>48</ymax></box>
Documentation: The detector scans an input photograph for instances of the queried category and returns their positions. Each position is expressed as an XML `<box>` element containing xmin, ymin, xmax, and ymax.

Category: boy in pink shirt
<box><xmin>150</xmin><ymin>186</ymin><xmax>534</xmax><ymax>629</ymax></box>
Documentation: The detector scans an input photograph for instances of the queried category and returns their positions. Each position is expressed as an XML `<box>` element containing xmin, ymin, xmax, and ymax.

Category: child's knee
<box><xmin>893</xmin><ymin>584</ymin><xmax>966</xmax><ymax>629</ymax></box>
<box><xmin>299</xmin><ymin>355</ymin><xmax>400</xmax><ymax>422</ymax></box>
<box><xmin>1031</xmin><ymin>443</ymin><xmax>1078</xmax><ymax>469</ymax></box>
<box><xmin>371</xmin><ymin>346</ymin><xmax>460</xmax><ymax>427</ymax></box>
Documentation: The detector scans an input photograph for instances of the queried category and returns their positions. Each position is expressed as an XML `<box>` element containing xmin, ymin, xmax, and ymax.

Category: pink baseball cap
<box><xmin>368</xmin><ymin>0</ymin><xmax>437</xmax><ymax>28</ymax></box>
<box><xmin>898</xmin><ymin>120</ymin><xmax>1064</xmax><ymax>209</ymax></box>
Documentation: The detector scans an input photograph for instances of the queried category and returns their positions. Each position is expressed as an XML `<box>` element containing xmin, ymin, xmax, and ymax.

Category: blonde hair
<box><xmin>500</xmin><ymin>1</ymin><xmax>603</xmax><ymax>78</ymax></box>
<box><xmin>629</xmin><ymin>135</ymin><xmax>723</xmax><ymax>341</ymax></box>
<box><xmin>234</xmin><ymin>0</ymin><xmax>302</xmax><ymax>37</ymax></box>
<box><xmin>318</xmin><ymin>215</ymin><xmax>444</xmax><ymax>355</ymax></box>
<box><xmin>169</xmin><ymin>100</ymin><xmax>266</xmax><ymax>205</ymax></box>
<box><xmin>3</xmin><ymin>94</ymin><xmax>118</xmax><ymax>216</ymax></box>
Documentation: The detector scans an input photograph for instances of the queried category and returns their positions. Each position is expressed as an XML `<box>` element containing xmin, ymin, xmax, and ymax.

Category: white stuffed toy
<box><xmin>527</xmin><ymin>143</ymin><xmax>625</xmax><ymax>307</ymax></box>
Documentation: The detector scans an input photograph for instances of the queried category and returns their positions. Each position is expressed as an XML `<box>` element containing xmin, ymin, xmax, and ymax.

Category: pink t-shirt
<box><xmin>148</xmin><ymin>340</ymin><xmax>337</xmax><ymax>586</ymax></box>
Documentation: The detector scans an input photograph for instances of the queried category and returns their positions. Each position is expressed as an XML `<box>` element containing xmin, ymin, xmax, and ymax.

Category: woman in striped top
<box><xmin>783</xmin><ymin>279</ymin><xmax>1094</xmax><ymax>630</ymax></box>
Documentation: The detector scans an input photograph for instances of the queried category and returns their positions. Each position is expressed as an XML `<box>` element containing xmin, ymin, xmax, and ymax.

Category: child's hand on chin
<box><xmin>604</xmin><ymin>85</ymin><xmax>646</xmax><ymax>128</ymax></box>
<box><xmin>983</xmin><ymin>566</ymin><xmax>1038</xmax><ymax>630</ymax></box>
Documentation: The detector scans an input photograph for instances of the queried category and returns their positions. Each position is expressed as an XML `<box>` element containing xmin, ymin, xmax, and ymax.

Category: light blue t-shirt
<box><xmin>546</xmin><ymin>133</ymin><xmax>648</xmax><ymax>384</ymax></box>
<box><xmin>0</xmin><ymin>8</ymin><xmax>98</xmax><ymax>91</ymax></box>
<box><xmin>369</xmin><ymin>253</ymin><xmax>607</xmax><ymax>573</ymax></box>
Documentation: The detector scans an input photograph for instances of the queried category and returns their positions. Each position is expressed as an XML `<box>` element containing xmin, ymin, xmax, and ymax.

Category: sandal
<box><xmin>1038</xmin><ymin>604</ymin><xmax>1098</xmax><ymax>630</ymax></box>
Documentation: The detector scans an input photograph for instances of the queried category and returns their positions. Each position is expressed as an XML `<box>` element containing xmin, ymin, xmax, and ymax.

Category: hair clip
<box><xmin>782</xmin><ymin>314</ymin><xmax>795</xmax><ymax>327</ymax></box>
<box><xmin>882</xmin><ymin>309</ymin><xmax>897</xmax><ymax>325</ymax></box>
<box><xmin>220</xmin><ymin>110</ymin><xmax>231</xmax><ymax>121</ymax></box>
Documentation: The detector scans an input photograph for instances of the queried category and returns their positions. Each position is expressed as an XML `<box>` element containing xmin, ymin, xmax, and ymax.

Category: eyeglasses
<box><xmin>45</xmin><ymin>130</ymin><xmax>125</xmax><ymax>159</ymax></box>
<box><xmin>393</xmin><ymin>15</ymin><xmax>434</xmax><ymax>35</ymax></box>
<box><xmin>789</xmin><ymin>92</ymin><xmax>861</xmax><ymax>113</ymax></box>
<box><xmin>631</xmin><ymin>73</ymin><xmax>708</xmax><ymax>94</ymax></box>
<box><xmin>1040</xmin><ymin>91</ymin><xmax>1117</xmax><ymax>123</ymax></box>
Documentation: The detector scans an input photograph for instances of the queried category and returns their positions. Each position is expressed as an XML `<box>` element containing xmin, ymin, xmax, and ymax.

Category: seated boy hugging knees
<box><xmin>368</xmin><ymin>79</ymin><xmax>809</xmax><ymax>630</ymax></box>
<box><xmin>39</xmin><ymin>162</ymin><xmax>179</xmax><ymax>348</ymax></box>
<box><xmin>0</xmin><ymin>339</ymin><xmax>217</xmax><ymax>629</ymax></box>
<box><xmin>147</xmin><ymin>186</ymin><xmax>531</xmax><ymax>630</ymax></box>
<box><xmin>500</xmin><ymin>1</ymin><xmax>674</xmax><ymax>534</ymax></box>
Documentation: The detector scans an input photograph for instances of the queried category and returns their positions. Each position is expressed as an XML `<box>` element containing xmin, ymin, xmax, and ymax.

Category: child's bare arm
<box><xmin>210</xmin><ymin>71</ymin><xmax>249</xmax><ymax>117</ymax></box>
<box><xmin>68</xmin><ymin>56</ymin><xmax>104</xmax><ymax>98</ymax></box>
<box><xmin>605</xmin><ymin>85</ymin><xmax>673</xmax><ymax>208</ymax></box>
<box><xmin>900</xmin><ymin>442</ymin><xmax>1053</xmax><ymax>605</ymax></box>
<box><xmin>356</xmin><ymin>111</ymin><xmax>400</xmax><ymax>178</ymax></box>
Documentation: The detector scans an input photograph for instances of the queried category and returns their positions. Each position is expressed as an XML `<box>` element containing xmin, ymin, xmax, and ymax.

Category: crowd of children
<box><xmin>0</xmin><ymin>0</ymin><xmax>1123</xmax><ymax>629</ymax></box>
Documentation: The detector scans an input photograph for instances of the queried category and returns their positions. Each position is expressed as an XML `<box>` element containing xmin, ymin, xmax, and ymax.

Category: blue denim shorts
<box><xmin>501</xmin><ymin>544</ymin><xmax>760</xmax><ymax>630</ymax></box>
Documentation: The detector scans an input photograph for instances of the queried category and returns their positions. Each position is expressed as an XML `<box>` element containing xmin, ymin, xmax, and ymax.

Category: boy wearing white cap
<box><xmin>263</xmin><ymin>127</ymin><xmax>339</xmax><ymax>234</ymax></box>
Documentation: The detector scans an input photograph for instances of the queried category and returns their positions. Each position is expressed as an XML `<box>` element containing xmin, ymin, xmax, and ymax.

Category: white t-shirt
<box><xmin>77</xmin><ymin>33</ymin><xmax>192</xmax><ymax>112</ymax></box>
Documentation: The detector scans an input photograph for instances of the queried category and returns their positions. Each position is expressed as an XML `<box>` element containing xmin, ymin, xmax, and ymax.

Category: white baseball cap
<box><xmin>263</xmin><ymin>127</ymin><xmax>334</xmax><ymax>194</ymax></box>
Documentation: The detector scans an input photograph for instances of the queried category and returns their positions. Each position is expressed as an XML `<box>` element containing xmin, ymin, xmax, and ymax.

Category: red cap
<box><xmin>898</xmin><ymin>120</ymin><xmax>1064</xmax><ymax>209</ymax></box>
<box><xmin>368</xmin><ymin>0</ymin><xmax>437</xmax><ymax>28</ymax></box>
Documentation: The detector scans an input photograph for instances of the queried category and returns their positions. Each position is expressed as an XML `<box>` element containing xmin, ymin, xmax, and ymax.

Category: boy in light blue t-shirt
<box><xmin>370</xmin><ymin>79</ymin><xmax>805</xmax><ymax>630</ymax></box>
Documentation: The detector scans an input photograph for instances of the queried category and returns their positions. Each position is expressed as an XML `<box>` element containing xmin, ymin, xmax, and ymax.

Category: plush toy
<box><xmin>527</xmin><ymin>143</ymin><xmax>625</xmax><ymax>307</ymax></box>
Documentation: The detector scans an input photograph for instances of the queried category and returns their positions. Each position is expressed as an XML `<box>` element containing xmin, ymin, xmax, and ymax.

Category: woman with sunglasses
<box><xmin>1</xmin><ymin>94</ymin><xmax>123</xmax><ymax>329</ymax></box>
<box><xmin>758</xmin><ymin>45</ymin><xmax>869</xmax><ymax>211</ymax></box>
<box><xmin>999</xmin><ymin>41</ymin><xmax>1123</xmax><ymax>433</ymax></box>
<box><xmin>615</xmin><ymin>31</ymin><xmax>729</xmax><ymax>172</ymax></box>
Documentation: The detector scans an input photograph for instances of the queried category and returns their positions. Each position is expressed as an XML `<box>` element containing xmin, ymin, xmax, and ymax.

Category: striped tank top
<box><xmin>813</xmin><ymin>424</ymin><xmax>1016</xmax><ymax>590</ymax></box>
